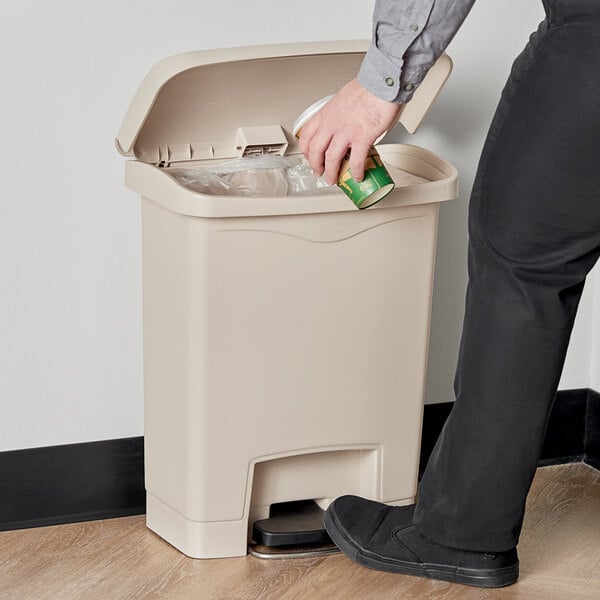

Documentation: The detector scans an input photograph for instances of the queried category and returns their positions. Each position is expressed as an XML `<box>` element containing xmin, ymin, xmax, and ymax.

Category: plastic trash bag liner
<box><xmin>170</xmin><ymin>155</ymin><xmax>343</xmax><ymax>197</ymax></box>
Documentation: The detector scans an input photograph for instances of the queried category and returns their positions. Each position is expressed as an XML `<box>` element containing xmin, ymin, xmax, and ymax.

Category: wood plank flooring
<box><xmin>1</xmin><ymin>463</ymin><xmax>598</xmax><ymax>600</ymax></box>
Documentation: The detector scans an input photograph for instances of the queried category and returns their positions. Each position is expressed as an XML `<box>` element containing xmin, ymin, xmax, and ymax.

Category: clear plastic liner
<box><xmin>170</xmin><ymin>155</ymin><xmax>343</xmax><ymax>197</ymax></box>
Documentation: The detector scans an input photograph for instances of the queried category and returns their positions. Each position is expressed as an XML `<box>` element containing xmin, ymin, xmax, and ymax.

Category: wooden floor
<box><xmin>1</xmin><ymin>463</ymin><xmax>598</xmax><ymax>600</ymax></box>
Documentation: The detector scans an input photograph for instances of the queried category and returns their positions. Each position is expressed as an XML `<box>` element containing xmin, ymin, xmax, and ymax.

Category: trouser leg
<box><xmin>413</xmin><ymin>5</ymin><xmax>600</xmax><ymax>552</ymax></box>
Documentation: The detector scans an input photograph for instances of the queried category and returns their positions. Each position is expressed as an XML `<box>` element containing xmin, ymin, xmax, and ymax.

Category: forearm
<box><xmin>358</xmin><ymin>0</ymin><xmax>476</xmax><ymax>103</ymax></box>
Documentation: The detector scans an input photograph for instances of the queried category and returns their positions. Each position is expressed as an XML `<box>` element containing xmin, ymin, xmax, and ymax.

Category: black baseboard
<box><xmin>537</xmin><ymin>387</ymin><xmax>588</xmax><ymax>467</ymax></box>
<box><xmin>0</xmin><ymin>437</ymin><xmax>145</xmax><ymax>532</ymax></box>
<box><xmin>1</xmin><ymin>388</ymin><xmax>598</xmax><ymax>532</ymax></box>
<box><xmin>583</xmin><ymin>388</ymin><xmax>600</xmax><ymax>470</ymax></box>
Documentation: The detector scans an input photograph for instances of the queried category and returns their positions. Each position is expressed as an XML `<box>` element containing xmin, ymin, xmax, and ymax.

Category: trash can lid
<box><xmin>116</xmin><ymin>41</ymin><xmax>452</xmax><ymax>165</ymax></box>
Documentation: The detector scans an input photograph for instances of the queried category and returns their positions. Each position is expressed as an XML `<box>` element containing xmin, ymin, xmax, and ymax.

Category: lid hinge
<box><xmin>157</xmin><ymin>145</ymin><xmax>171</xmax><ymax>168</ymax></box>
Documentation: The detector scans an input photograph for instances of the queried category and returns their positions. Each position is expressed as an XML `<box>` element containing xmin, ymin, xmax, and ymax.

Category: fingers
<box><xmin>300</xmin><ymin>124</ymin><xmax>371</xmax><ymax>184</ymax></box>
<box><xmin>306</xmin><ymin>132</ymin><xmax>333</xmax><ymax>178</ymax></box>
<box><xmin>298</xmin><ymin>117</ymin><xmax>318</xmax><ymax>157</ymax></box>
<box><xmin>299</xmin><ymin>113</ymin><xmax>344</xmax><ymax>181</ymax></box>
<box><xmin>348</xmin><ymin>142</ymin><xmax>372</xmax><ymax>182</ymax></box>
<box><xmin>324</xmin><ymin>138</ymin><xmax>350</xmax><ymax>185</ymax></box>
<box><xmin>301</xmin><ymin>132</ymin><xmax>370</xmax><ymax>184</ymax></box>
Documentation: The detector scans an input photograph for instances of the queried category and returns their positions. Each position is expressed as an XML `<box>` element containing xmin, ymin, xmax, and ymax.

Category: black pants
<box><xmin>413</xmin><ymin>0</ymin><xmax>600</xmax><ymax>552</ymax></box>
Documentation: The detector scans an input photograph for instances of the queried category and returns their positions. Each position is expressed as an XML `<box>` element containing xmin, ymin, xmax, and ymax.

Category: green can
<box><xmin>337</xmin><ymin>148</ymin><xmax>395</xmax><ymax>209</ymax></box>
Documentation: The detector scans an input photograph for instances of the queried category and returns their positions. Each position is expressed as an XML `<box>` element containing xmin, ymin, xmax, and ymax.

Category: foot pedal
<box><xmin>249</xmin><ymin>499</ymin><xmax>340</xmax><ymax>559</ymax></box>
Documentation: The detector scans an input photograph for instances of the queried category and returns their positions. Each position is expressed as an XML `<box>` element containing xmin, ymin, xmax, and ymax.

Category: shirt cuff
<box><xmin>357</xmin><ymin>43</ymin><xmax>428</xmax><ymax>105</ymax></box>
<box><xmin>395</xmin><ymin>67</ymin><xmax>429</xmax><ymax>104</ymax></box>
<box><xmin>357</xmin><ymin>42</ymin><xmax>404</xmax><ymax>103</ymax></box>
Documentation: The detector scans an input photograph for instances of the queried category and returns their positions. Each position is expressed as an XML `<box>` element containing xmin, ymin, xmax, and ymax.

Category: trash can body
<box><xmin>117</xmin><ymin>41</ymin><xmax>458</xmax><ymax>558</ymax></box>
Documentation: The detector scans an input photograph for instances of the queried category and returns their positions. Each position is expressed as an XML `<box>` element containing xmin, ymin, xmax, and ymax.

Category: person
<box><xmin>298</xmin><ymin>0</ymin><xmax>600</xmax><ymax>589</ymax></box>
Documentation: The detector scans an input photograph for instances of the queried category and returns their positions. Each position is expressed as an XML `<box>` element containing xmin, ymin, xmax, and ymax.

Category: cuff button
<box><xmin>403</xmin><ymin>83</ymin><xmax>415</xmax><ymax>92</ymax></box>
<box><xmin>385</xmin><ymin>77</ymin><xmax>395</xmax><ymax>86</ymax></box>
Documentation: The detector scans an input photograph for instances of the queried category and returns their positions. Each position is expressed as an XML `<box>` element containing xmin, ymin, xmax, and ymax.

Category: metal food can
<box><xmin>292</xmin><ymin>95</ymin><xmax>395</xmax><ymax>210</ymax></box>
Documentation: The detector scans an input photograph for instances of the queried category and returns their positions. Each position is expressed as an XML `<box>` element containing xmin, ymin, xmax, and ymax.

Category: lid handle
<box><xmin>235</xmin><ymin>125</ymin><xmax>289</xmax><ymax>158</ymax></box>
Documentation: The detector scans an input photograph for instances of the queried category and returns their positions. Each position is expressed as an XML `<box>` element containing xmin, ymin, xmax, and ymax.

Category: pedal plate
<box><xmin>250</xmin><ymin>499</ymin><xmax>340</xmax><ymax>558</ymax></box>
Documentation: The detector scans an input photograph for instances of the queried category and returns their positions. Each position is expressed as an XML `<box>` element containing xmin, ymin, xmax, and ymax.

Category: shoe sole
<box><xmin>324</xmin><ymin>508</ymin><xmax>519</xmax><ymax>588</ymax></box>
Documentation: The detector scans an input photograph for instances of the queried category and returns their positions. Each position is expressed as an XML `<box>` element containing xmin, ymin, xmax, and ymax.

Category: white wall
<box><xmin>1</xmin><ymin>1</ymin><xmax>597</xmax><ymax>451</ymax></box>
<box><xmin>560</xmin><ymin>271</ymin><xmax>597</xmax><ymax>391</ymax></box>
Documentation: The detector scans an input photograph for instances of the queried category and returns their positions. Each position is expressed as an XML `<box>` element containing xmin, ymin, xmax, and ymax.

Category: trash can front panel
<box><xmin>142</xmin><ymin>200</ymin><xmax>439</xmax><ymax>522</ymax></box>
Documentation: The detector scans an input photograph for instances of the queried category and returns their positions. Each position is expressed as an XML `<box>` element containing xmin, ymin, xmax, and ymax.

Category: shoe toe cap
<box><xmin>326</xmin><ymin>495</ymin><xmax>396</xmax><ymax>547</ymax></box>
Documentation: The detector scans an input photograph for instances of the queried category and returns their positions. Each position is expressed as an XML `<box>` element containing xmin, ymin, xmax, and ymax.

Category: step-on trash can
<box><xmin>116</xmin><ymin>40</ymin><xmax>458</xmax><ymax>559</ymax></box>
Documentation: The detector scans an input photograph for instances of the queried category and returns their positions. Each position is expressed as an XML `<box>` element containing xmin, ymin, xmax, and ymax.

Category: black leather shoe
<box><xmin>324</xmin><ymin>495</ymin><xmax>519</xmax><ymax>588</ymax></box>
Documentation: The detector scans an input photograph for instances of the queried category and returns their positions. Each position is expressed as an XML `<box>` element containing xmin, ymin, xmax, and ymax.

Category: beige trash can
<box><xmin>116</xmin><ymin>40</ymin><xmax>458</xmax><ymax>559</ymax></box>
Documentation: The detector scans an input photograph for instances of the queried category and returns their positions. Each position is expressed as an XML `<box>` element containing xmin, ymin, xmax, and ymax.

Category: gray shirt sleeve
<box><xmin>357</xmin><ymin>0</ymin><xmax>476</xmax><ymax>104</ymax></box>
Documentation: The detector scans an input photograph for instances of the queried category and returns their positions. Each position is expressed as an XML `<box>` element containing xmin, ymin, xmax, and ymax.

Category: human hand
<box><xmin>298</xmin><ymin>79</ymin><xmax>402</xmax><ymax>184</ymax></box>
